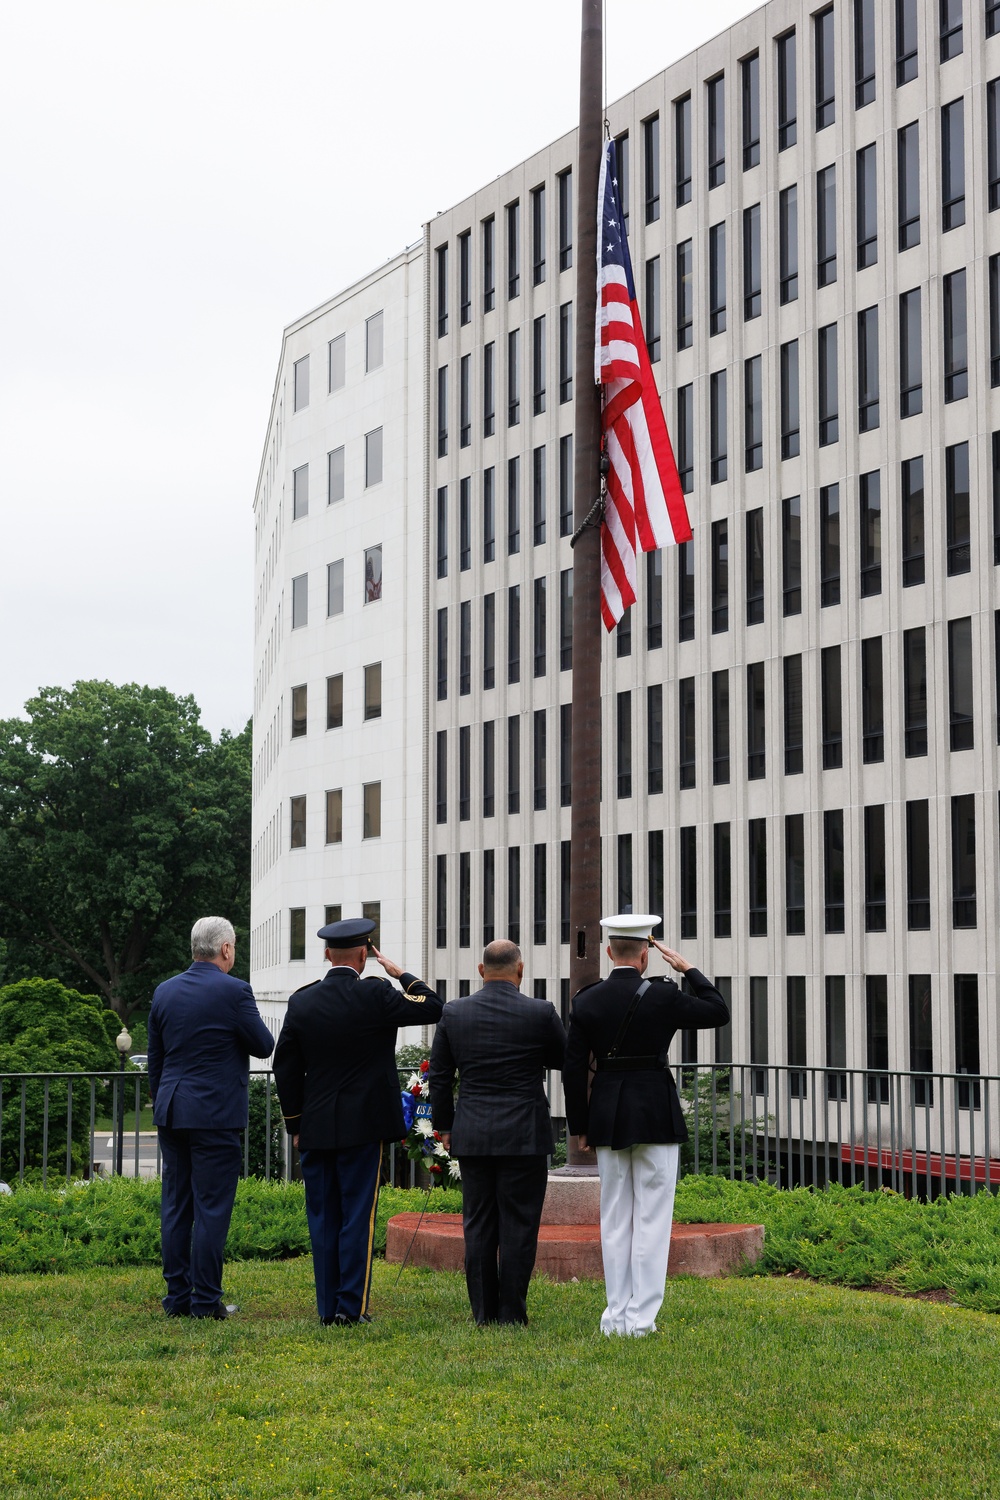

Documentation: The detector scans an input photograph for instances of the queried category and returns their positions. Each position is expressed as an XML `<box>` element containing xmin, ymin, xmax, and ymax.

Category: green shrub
<box><xmin>245</xmin><ymin>1076</ymin><xmax>284</xmax><ymax>1178</ymax></box>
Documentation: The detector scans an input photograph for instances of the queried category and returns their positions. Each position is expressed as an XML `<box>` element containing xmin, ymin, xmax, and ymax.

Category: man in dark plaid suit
<box><xmin>429</xmin><ymin>940</ymin><xmax>567</xmax><ymax>1326</ymax></box>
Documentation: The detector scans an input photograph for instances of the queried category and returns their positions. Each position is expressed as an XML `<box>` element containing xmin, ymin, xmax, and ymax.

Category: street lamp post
<box><xmin>114</xmin><ymin>1026</ymin><xmax>132</xmax><ymax>1177</ymax></box>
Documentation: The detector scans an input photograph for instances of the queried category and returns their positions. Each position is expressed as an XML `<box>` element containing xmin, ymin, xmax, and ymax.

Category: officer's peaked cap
<box><xmin>317</xmin><ymin>917</ymin><xmax>376</xmax><ymax>947</ymax></box>
<box><xmin>600</xmin><ymin>912</ymin><xmax>662</xmax><ymax>941</ymax></box>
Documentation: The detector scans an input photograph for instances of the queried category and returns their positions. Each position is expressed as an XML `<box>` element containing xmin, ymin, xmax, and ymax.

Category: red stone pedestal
<box><xmin>385</xmin><ymin>1212</ymin><xmax>764</xmax><ymax>1281</ymax></box>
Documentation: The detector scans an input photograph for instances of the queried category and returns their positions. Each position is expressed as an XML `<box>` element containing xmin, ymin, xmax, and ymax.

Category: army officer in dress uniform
<box><xmin>563</xmin><ymin>913</ymin><xmax>729</xmax><ymax>1338</ymax></box>
<box><xmin>272</xmin><ymin>917</ymin><xmax>442</xmax><ymax>1325</ymax></box>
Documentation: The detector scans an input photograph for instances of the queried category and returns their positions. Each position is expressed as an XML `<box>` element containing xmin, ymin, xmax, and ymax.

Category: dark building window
<box><xmin>291</xmin><ymin>683</ymin><xmax>307</xmax><ymax>738</ymax></box>
<box><xmin>675</xmin><ymin>96</ymin><xmax>691</xmax><ymax>205</ymax></box>
<box><xmin>864</xmin><ymin>804</ymin><xmax>887</xmax><ymax>931</ymax></box>
<box><xmin>744</xmin><ymin>357</ymin><xmax>762</xmax><ymax>472</ymax></box>
<box><xmin>507</xmin><ymin>328</ymin><xmax>520</xmax><ymax>425</ymax></box>
<box><xmin>484</xmin><ymin>342</ymin><xmax>495</xmax><ymax>438</ymax></box>
<box><xmin>710</xmin><ymin>371</ymin><xmax>727</xmax><ymax>483</ymax></box>
<box><xmin>615</xmin><ymin>130</ymin><xmax>630</xmax><ymax>223</ymax></box>
<box><xmin>459</xmin><ymin>230</ymin><xmax>471</xmax><ymax>325</ymax></box>
<box><xmin>533</xmin><ymin>709</ymin><xmax>547</xmax><ymax>811</ymax></box>
<box><xmin>459</xmin><ymin>726</ymin><xmax>471</xmax><ymax>821</ymax></box>
<box><xmin>533</xmin><ymin>845</ymin><xmax>547</xmax><ymax>945</ymax></box>
<box><xmin>750</xmin><ymin>977</ymin><xmax>768</xmax><ymax>1092</ymax></box>
<box><xmin>909</xmin><ymin>976</ymin><xmax>933</xmax><ymax>1104</ymax></box>
<box><xmin>941</xmin><ymin>100</ymin><xmax>966</xmax><ymax>231</ymax></box>
<box><xmin>779</xmin><ymin>185</ymin><xmax>798</xmax><ymax>304</ymax></box>
<box><xmin>897</xmin><ymin>122</ymin><xmax>920</xmax><ymax>249</ymax></box>
<box><xmin>777</xmin><ymin>30</ymin><xmax>797</xmax><ymax>150</ymax></box>
<box><xmin>815</xmin><ymin>6</ymin><xmax>836</xmax><ymax>130</ymax></box>
<box><xmin>437</xmin><ymin>365</ymin><xmax>448</xmax><ymax>457</ymax></box>
<box><xmin>436</xmin><ymin>731</ymin><xmax>447</xmax><ymax>824</ymax></box>
<box><xmin>560</xmin><ymin>703</ymin><xmax>572</xmax><ymax>808</ymax></box>
<box><xmin>896</xmin><ymin>0</ymin><xmax>918</xmax><ymax>85</ymax></box>
<box><xmin>616</xmin><ymin>834</ymin><xmax>632</xmax><ymax>916</ymax></box>
<box><xmin>677</xmin><ymin>541</ymin><xmax>695</xmax><ymax>641</ymax></box>
<box><xmin>742</xmin><ymin>53</ymin><xmax>760</xmax><ymax>168</ymax></box>
<box><xmin>459</xmin><ymin>355</ymin><xmax>471</xmax><ymax>447</ymax></box>
<box><xmin>818</xmin><ymin>325</ymin><xmax>839</xmax><ymax>445</ymax></box>
<box><xmin>745</xmin><ymin>508</ymin><xmax>764</xmax><ymax>625</ymax></box>
<box><xmin>824</xmin><ymin>809</ymin><xmax>845</xmax><ymax>933</ymax></box>
<box><xmin>780</xmin><ymin>340</ymin><xmax>800</xmax><ymax>459</ymax></box>
<box><xmin>946</xmin><ymin>442</ymin><xmax>971</xmax><ymax>576</ymax></box>
<box><xmin>787</xmin><ymin>977</ymin><xmax>808</xmax><ymax>1097</ymax></box>
<box><xmin>858</xmin><ymin>307</ymin><xmax>879</xmax><ymax>432</ymax></box>
<box><xmin>559</xmin><ymin>568</ymin><xmax>573</xmax><ymax>671</ymax></box>
<box><xmin>677</xmin><ymin>384</ymin><xmax>694</xmax><ymax>493</ymax></box>
<box><xmin>290</xmin><ymin>795</ymin><xmax>306</xmax><ymax>849</ymax></box>
<box><xmin>948</xmin><ymin>616</ymin><xmax>974</xmax><ymax>750</ymax></box>
<box><xmin>647</xmin><ymin>684</ymin><xmax>663</xmax><ymax>795</ymax></box>
<box><xmin>748</xmin><ymin>818</ymin><xmax>768</xmax><ymax>936</ymax></box>
<box><xmin>709</xmin><ymin>222</ymin><xmax>726</xmax><ymax>335</ymax></box>
<box><xmin>559</xmin><ymin>434</ymin><xmax>573</xmax><ymax>537</ymax></box>
<box><xmin>560</xmin><ymin>841</ymin><xmax>571</xmax><ymax>946</ymax></box>
<box><xmin>990</xmin><ymin>0</ymin><xmax>1000</xmax><ymax>37</ymax></box>
<box><xmin>532</xmin><ymin>446</ymin><xmax>546</xmax><ymax>546</ymax></box>
<box><xmin>507</xmin><ymin>714</ymin><xmax>520</xmax><ymax>815</ymax></box>
<box><xmin>483</xmin><ymin>467</ymin><xmax>496</xmax><ymax>562</ymax></box>
<box><xmin>944</xmin><ymin>270</ymin><xmax>968</xmax><ymax>402</ymax></box>
<box><xmin>821</xmin><ymin>645</ymin><xmax>843</xmax><ymax>769</ymax></box>
<box><xmin>785</xmin><ymin>814</ymin><xmax>805</xmax><ymax>934</ymax></box>
<box><xmin>643</xmin><ymin>113</ymin><xmax>660</xmax><ymax>222</ymax></box>
<box><xmin>817</xmin><ymin>166</ymin><xmax>837</xmax><ymax>287</ymax></box>
<box><xmin>714</xmin><ymin>823</ymin><xmax>732</xmax><ymax>937</ymax></box>
<box><xmin>940</xmin><ymin>0</ymin><xmax>963</xmax><ymax>61</ymax></box>
<box><xmin>616</xmin><ymin>691</ymin><xmax>632</xmax><ymax>798</ymax></box>
<box><xmin>459</xmin><ymin>601</ymin><xmax>471</xmax><ymax>696</ymax></box>
<box><xmin>820</xmin><ymin>483</ymin><xmax>841</xmax><ymax>606</ymax></box>
<box><xmin>712</xmin><ymin>669</ymin><xmax>730</xmax><ymax>784</ymax></box>
<box><xmin>951</xmin><ymin>795</ymin><xmax>977</xmax><ymax>927</ymax></box>
<box><xmin>531</xmin><ymin>184</ymin><xmax>546</xmax><ymax>286</ymax></box>
<box><xmin>435</xmin><ymin>856</ymin><xmax>448</xmax><ymax>949</ymax></box>
<box><xmin>507</xmin><ymin>847</ymin><xmax>520</xmax><ymax>944</ymax></box>
<box><xmin>483</xmin><ymin>215</ymin><xmax>495</xmax><ymax>313</ymax></box>
<box><xmin>533</xmin><ymin>577</ymin><xmax>546</xmax><ymax>678</ymax></box>
<box><xmin>747</xmin><ymin>661</ymin><xmax>766</xmax><ymax>780</ymax></box>
<box><xmin>954</xmin><ymin>975</ymin><xmax>981</xmax><ymax>1110</ymax></box>
<box><xmin>483</xmin><ymin>593</ymin><xmax>495</xmax><ymax>690</ymax></box>
<box><xmin>855</xmin><ymin>0</ymin><xmax>876</xmax><ymax>107</ymax></box>
<box><xmin>507</xmin><ymin>584</ymin><xmax>520</xmax><ymax>684</ymax></box>
<box><xmin>678</xmin><ymin>677</ymin><xmax>696</xmax><ymax>790</ymax></box>
<box><xmin>826</xmin><ymin>977</ymin><xmax>848</xmax><ymax>1100</ymax></box>
<box><xmin>904</xmin><ymin>626</ymin><xmax>928</xmax><ymax>755</ymax></box>
<box><xmin>559</xmin><ymin>302</ymin><xmax>573</xmax><ymax>403</ymax></box>
<box><xmin>859</xmin><ymin>470</ymin><xmax>882</xmax><ymax>597</ymax></box>
<box><xmin>436</xmin><ymin>607</ymin><xmax>448</xmax><ymax>701</ymax></box>
<box><xmin>856</xmin><ymin>146</ymin><xmax>877</xmax><ymax>268</ymax></box>
<box><xmin>460</xmin><ymin>478</ymin><xmax>471</xmax><ymax>570</ymax></box>
<box><xmin>532</xmin><ymin>315</ymin><xmax>546</xmax><ymax>415</ymax></box>
<box><xmin>648</xmin><ymin>829</ymin><xmax>664</xmax><ymax>926</ymax></box>
<box><xmin>989</xmin><ymin>82</ymin><xmax>1000</xmax><ymax>212</ymax></box>
<box><xmin>743</xmin><ymin>204</ymin><xmax>761</xmax><ymax>319</ymax></box>
<box><xmin>866</xmin><ymin>976</ymin><xmax>890</xmax><ymax>1102</ymax></box>
<box><xmin>507</xmin><ymin>456</ymin><xmax>520</xmax><ymax>554</ymax></box>
<box><xmin>483</xmin><ymin>720</ymin><xmax>495</xmax><ymax>818</ymax></box>
<box><xmin>901</xmin><ymin>456</ymin><xmax>925</xmax><ymax>586</ymax></box>
<box><xmin>326</xmin><ymin>674</ymin><xmax>343</xmax><ymax>730</ymax></box>
<box><xmin>990</xmin><ymin>255</ymin><xmax>1000</xmax><ymax>387</ymax></box>
<box><xmin>558</xmin><ymin>168</ymin><xmax>573</xmax><ymax>271</ymax></box>
<box><xmin>506</xmin><ymin>200</ymin><xmax>520</xmax><ymax>299</ymax></box>
<box><xmin>707</xmin><ymin>74</ymin><xmax>726</xmax><ymax>189</ymax></box>
<box><xmin>861</xmin><ymin>636</ymin><xmax>884</xmax><ymax>763</ymax></box>
<box><xmin>483</xmin><ymin>848</ymin><xmax>495</xmax><ymax>944</ymax></box>
<box><xmin>680</xmin><ymin>826</ymin><xmax>697</xmax><ymax>938</ymax></box>
<box><xmin>646</xmin><ymin>550</ymin><xmax>663</xmax><ymax>649</ymax></box>
<box><xmin>783</xmin><ymin>654</ymin><xmax>803</xmax><ymax>775</ymax></box>
<box><xmin>899</xmin><ymin>289</ymin><xmax>922</xmax><ymax>417</ymax></box>
<box><xmin>676</xmin><ymin>239</ymin><xmax>693</xmax><ymax>350</ymax></box>
<box><xmin>436</xmin><ymin>244</ymin><xmax>448</xmax><ymax>337</ymax></box>
<box><xmin>782</xmin><ymin>497</ymin><xmax>802</xmax><ymax>615</ymax></box>
<box><xmin>645</xmin><ymin>257</ymin><xmax>661</xmax><ymax>361</ymax></box>
<box><xmin>711</xmin><ymin>519</ymin><xmax>729</xmax><ymax>632</ymax></box>
<box><xmin>436</xmin><ymin>485</ymin><xmax>448</xmax><ymax>579</ymax></box>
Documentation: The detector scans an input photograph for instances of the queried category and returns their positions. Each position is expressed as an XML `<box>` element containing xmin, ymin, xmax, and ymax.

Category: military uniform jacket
<box><xmin>272</xmin><ymin>968</ymin><xmax>442</xmax><ymax>1151</ymax></box>
<box><xmin>428</xmin><ymin>981</ymin><xmax>567</xmax><ymax>1156</ymax></box>
<box><xmin>563</xmin><ymin>968</ymin><xmax>729</xmax><ymax>1149</ymax></box>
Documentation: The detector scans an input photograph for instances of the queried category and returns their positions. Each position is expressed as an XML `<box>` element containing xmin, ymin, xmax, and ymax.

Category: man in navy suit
<box><xmin>272</xmin><ymin>917</ymin><xmax>442</xmax><ymax>1326</ymax></box>
<box><xmin>428</xmin><ymin>940</ymin><xmax>567</xmax><ymax>1326</ymax></box>
<box><xmin>148</xmin><ymin>916</ymin><xmax>275</xmax><ymax>1319</ymax></box>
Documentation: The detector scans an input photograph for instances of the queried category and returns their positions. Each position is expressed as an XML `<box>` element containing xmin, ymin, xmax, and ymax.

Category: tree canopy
<box><xmin>0</xmin><ymin>681</ymin><xmax>250</xmax><ymax>1019</ymax></box>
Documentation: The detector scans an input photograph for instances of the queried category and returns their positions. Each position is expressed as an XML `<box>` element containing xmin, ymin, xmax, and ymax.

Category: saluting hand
<box><xmin>651</xmin><ymin>939</ymin><xmax>693</xmax><ymax>974</ymax></box>
<box><xmin>372</xmin><ymin>946</ymin><xmax>404</xmax><ymax>980</ymax></box>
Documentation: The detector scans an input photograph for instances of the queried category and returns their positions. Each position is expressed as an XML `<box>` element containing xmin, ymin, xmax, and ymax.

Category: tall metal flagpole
<box><xmin>567</xmin><ymin>0</ymin><xmax>604</xmax><ymax>1164</ymax></box>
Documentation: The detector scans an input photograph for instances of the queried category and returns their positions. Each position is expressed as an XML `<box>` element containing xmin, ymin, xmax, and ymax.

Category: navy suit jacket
<box><xmin>148</xmin><ymin>962</ymin><xmax>275</xmax><ymax>1130</ymax></box>
<box><xmin>428</xmin><ymin>982</ymin><xmax>567</xmax><ymax>1156</ymax></box>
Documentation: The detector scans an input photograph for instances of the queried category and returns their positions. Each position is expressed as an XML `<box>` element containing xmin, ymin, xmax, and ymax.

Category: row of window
<box><xmin>435</xmin><ymin>573</ymin><xmax>573</xmax><ymax>696</ymax></box>
<box><xmin>291</xmin><ymin>427</ymin><xmax>383</xmax><ymax>517</ymax></box>
<box><xmin>435</xmin><ymin>444</ymin><xmax>576</xmax><ymax>575</ymax></box>
<box><xmin>288</xmin><ymin>902</ymin><xmax>381</xmax><ymax>962</ymax></box>
<box><xmin>289</xmin><ymin>666</ymin><xmax>381</xmax><ymax>738</ymax></box>
<box><xmin>289</xmin><ymin>785</ymin><xmax>383</xmax><ymax>848</ymax></box>
<box><xmin>436</xmin><ymin>310</ymin><xmax>573</xmax><ymax>453</ymax></box>
<box><xmin>290</xmin><ymin>546</ymin><xmax>382</xmax><ymax>629</ymax></box>
<box><xmin>292</xmin><ymin>314</ymin><xmax>384</xmax><ymax>413</ymax></box>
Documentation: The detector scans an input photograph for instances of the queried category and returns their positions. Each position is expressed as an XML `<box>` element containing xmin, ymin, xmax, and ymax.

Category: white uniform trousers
<box><xmin>595</xmin><ymin>1142</ymin><xmax>680</xmax><ymax>1336</ymax></box>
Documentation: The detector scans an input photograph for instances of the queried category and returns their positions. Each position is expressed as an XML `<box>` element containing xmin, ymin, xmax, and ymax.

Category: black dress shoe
<box><xmin>330</xmin><ymin>1312</ymin><xmax>373</xmax><ymax>1326</ymax></box>
<box><xmin>192</xmin><ymin>1303</ymin><xmax>239</xmax><ymax>1320</ymax></box>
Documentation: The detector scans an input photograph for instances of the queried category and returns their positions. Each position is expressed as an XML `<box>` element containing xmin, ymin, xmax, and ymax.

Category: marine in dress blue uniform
<box><xmin>272</xmin><ymin>918</ymin><xmax>443</xmax><ymax>1325</ymax></box>
<box><xmin>148</xmin><ymin>916</ymin><xmax>275</xmax><ymax>1319</ymax></box>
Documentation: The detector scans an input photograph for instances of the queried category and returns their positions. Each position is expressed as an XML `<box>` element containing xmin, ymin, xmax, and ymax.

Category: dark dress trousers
<box><xmin>563</xmin><ymin>967</ymin><xmax>730</xmax><ymax>1148</ymax></box>
<box><xmin>272</xmin><ymin>966</ymin><xmax>442</xmax><ymax>1321</ymax></box>
<box><xmin>148</xmin><ymin>962</ymin><xmax>275</xmax><ymax>1316</ymax></box>
<box><xmin>428</xmin><ymin>981</ymin><xmax>567</xmax><ymax>1325</ymax></box>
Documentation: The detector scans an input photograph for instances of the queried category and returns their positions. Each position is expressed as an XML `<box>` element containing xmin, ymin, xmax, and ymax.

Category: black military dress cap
<box><xmin>316</xmin><ymin>917</ymin><xmax>376</xmax><ymax>947</ymax></box>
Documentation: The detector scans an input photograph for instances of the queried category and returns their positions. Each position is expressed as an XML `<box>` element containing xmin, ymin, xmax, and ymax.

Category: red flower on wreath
<box><xmin>420</xmin><ymin>1060</ymin><xmax>430</xmax><ymax>1074</ymax></box>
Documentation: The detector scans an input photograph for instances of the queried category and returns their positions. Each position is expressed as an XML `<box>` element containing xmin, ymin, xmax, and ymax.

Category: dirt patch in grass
<box><xmin>780</xmin><ymin>1267</ymin><xmax>957</xmax><ymax>1306</ymax></box>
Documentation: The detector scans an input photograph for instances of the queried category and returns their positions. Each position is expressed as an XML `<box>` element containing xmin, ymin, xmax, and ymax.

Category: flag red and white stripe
<box><xmin>596</xmin><ymin>140</ymin><xmax>691</xmax><ymax>629</ymax></box>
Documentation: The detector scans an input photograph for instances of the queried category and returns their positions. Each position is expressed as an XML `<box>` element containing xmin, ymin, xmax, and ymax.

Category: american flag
<box><xmin>596</xmin><ymin>139</ymin><xmax>691</xmax><ymax>629</ymax></box>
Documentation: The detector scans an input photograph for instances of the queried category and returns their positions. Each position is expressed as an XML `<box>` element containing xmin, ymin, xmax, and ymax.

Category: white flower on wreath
<box><xmin>414</xmin><ymin>1118</ymin><xmax>434</xmax><ymax>1138</ymax></box>
<box><xmin>433</xmin><ymin>1140</ymin><xmax>448</xmax><ymax>1158</ymax></box>
<box><xmin>448</xmin><ymin>1159</ymin><xmax>462</xmax><ymax>1181</ymax></box>
<box><xmin>406</xmin><ymin>1072</ymin><xmax>421</xmax><ymax>1091</ymax></box>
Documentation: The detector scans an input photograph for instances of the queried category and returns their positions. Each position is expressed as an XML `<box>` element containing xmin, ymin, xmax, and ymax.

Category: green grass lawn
<box><xmin>93</xmin><ymin>1106</ymin><xmax>155</xmax><ymax>1132</ymax></box>
<box><xmin>2</xmin><ymin>1259</ymin><xmax>1000</xmax><ymax>1499</ymax></box>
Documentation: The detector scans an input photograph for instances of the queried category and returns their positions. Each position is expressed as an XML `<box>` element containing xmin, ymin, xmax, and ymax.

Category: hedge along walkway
<box><xmin>2</xmin><ymin>1258</ymin><xmax>1000</xmax><ymax>1499</ymax></box>
<box><xmin>7</xmin><ymin>1176</ymin><xmax>1000</xmax><ymax>1312</ymax></box>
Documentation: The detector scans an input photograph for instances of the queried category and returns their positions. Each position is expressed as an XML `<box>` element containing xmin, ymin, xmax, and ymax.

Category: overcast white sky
<box><xmin>0</xmin><ymin>0</ymin><xmax>756</xmax><ymax>738</ymax></box>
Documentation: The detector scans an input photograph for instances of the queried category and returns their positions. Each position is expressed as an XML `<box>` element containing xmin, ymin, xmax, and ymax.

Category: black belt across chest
<box><xmin>595</xmin><ymin>1053</ymin><xmax>665</xmax><ymax>1073</ymax></box>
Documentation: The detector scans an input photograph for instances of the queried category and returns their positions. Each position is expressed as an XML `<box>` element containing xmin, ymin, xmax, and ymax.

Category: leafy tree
<box><xmin>0</xmin><ymin>681</ymin><xmax>251</xmax><ymax>1020</ymax></box>
<box><xmin>0</xmin><ymin>978</ymin><xmax>119</xmax><ymax>1177</ymax></box>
